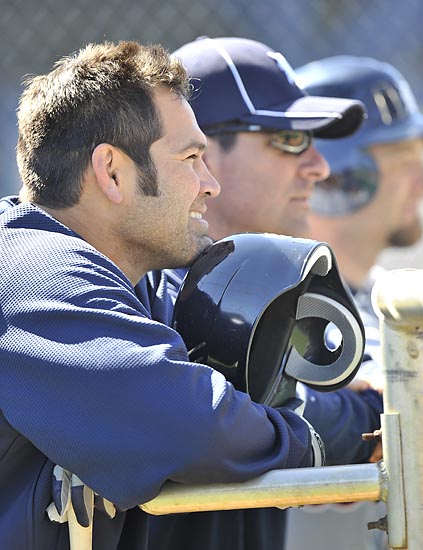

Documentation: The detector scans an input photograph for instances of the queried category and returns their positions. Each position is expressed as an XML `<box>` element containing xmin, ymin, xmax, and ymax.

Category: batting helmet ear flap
<box><xmin>310</xmin><ymin>146</ymin><xmax>379</xmax><ymax>216</ymax></box>
<box><xmin>281</xmin><ymin>261</ymin><xmax>364</xmax><ymax>391</ymax></box>
<box><xmin>173</xmin><ymin>233</ymin><xmax>365</xmax><ymax>405</ymax></box>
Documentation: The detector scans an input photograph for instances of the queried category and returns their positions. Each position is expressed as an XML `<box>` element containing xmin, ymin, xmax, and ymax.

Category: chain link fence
<box><xmin>1</xmin><ymin>0</ymin><xmax>422</xmax><ymax>265</ymax></box>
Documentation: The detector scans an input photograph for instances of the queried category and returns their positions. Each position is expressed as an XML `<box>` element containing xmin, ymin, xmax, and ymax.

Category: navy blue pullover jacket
<box><xmin>0</xmin><ymin>201</ymin><xmax>316</xmax><ymax>549</ymax></box>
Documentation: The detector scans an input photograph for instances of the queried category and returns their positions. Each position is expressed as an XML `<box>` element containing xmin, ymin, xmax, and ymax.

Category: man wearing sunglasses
<box><xmin>202</xmin><ymin>123</ymin><xmax>318</xmax><ymax>240</ymax></box>
<box><xmin>147</xmin><ymin>37</ymin><xmax>383</xmax><ymax>550</ymax></box>
<box><xmin>173</xmin><ymin>37</ymin><xmax>364</xmax><ymax>243</ymax></box>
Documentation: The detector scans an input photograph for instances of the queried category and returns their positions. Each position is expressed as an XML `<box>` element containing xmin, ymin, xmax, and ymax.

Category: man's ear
<box><xmin>91</xmin><ymin>144</ymin><xmax>123</xmax><ymax>204</ymax></box>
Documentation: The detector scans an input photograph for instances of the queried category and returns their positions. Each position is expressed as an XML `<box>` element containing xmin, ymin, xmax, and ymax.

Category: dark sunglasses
<box><xmin>205</xmin><ymin>123</ymin><xmax>313</xmax><ymax>155</ymax></box>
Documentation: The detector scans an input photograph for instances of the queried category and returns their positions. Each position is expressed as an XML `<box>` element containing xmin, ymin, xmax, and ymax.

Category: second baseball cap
<box><xmin>173</xmin><ymin>37</ymin><xmax>366</xmax><ymax>138</ymax></box>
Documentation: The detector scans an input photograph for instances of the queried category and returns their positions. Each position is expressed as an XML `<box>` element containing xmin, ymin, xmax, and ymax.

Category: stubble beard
<box><xmin>134</xmin><ymin>171</ymin><xmax>213</xmax><ymax>270</ymax></box>
<box><xmin>172</xmin><ymin>232</ymin><xmax>213</xmax><ymax>269</ymax></box>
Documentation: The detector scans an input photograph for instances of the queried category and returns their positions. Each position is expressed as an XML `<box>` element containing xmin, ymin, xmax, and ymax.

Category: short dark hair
<box><xmin>17</xmin><ymin>41</ymin><xmax>191</xmax><ymax>207</ymax></box>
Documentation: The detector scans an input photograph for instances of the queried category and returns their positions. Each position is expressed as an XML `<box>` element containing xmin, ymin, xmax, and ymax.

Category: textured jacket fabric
<box><xmin>0</xmin><ymin>201</ymin><xmax>314</xmax><ymax>550</ymax></box>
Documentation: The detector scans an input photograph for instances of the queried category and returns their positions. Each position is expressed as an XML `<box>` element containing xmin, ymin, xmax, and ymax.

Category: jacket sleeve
<box><xmin>0</xmin><ymin>240</ymin><xmax>314</xmax><ymax>510</ymax></box>
<box><xmin>301</xmin><ymin>384</ymin><xmax>382</xmax><ymax>465</ymax></box>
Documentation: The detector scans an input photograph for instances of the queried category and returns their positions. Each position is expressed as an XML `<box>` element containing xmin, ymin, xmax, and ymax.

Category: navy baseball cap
<box><xmin>173</xmin><ymin>37</ymin><xmax>366</xmax><ymax>138</ymax></box>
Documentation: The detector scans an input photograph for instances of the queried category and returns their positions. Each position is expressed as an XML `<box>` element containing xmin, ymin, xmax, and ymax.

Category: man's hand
<box><xmin>369</xmin><ymin>442</ymin><xmax>383</xmax><ymax>463</ymax></box>
<box><xmin>347</xmin><ymin>357</ymin><xmax>384</xmax><ymax>394</ymax></box>
<box><xmin>347</xmin><ymin>376</ymin><xmax>383</xmax><ymax>394</ymax></box>
<box><xmin>362</xmin><ymin>429</ymin><xmax>383</xmax><ymax>463</ymax></box>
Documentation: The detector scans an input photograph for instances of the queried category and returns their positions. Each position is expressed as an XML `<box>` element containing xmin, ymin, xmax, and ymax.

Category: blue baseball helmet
<box><xmin>173</xmin><ymin>233</ymin><xmax>364</xmax><ymax>405</ymax></box>
<box><xmin>296</xmin><ymin>56</ymin><xmax>423</xmax><ymax>216</ymax></box>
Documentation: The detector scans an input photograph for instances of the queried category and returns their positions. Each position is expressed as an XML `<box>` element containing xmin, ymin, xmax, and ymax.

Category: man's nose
<box><xmin>198</xmin><ymin>159</ymin><xmax>221</xmax><ymax>198</ymax></box>
<box><xmin>299</xmin><ymin>144</ymin><xmax>331</xmax><ymax>183</ymax></box>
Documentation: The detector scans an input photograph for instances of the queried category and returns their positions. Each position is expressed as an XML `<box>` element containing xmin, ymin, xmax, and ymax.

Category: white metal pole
<box><xmin>373</xmin><ymin>268</ymin><xmax>423</xmax><ymax>550</ymax></box>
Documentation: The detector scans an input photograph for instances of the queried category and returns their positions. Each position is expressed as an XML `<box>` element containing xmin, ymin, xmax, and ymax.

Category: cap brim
<box><xmin>289</xmin><ymin>96</ymin><xmax>366</xmax><ymax>138</ymax></box>
<box><xmin>239</xmin><ymin>96</ymin><xmax>366</xmax><ymax>139</ymax></box>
